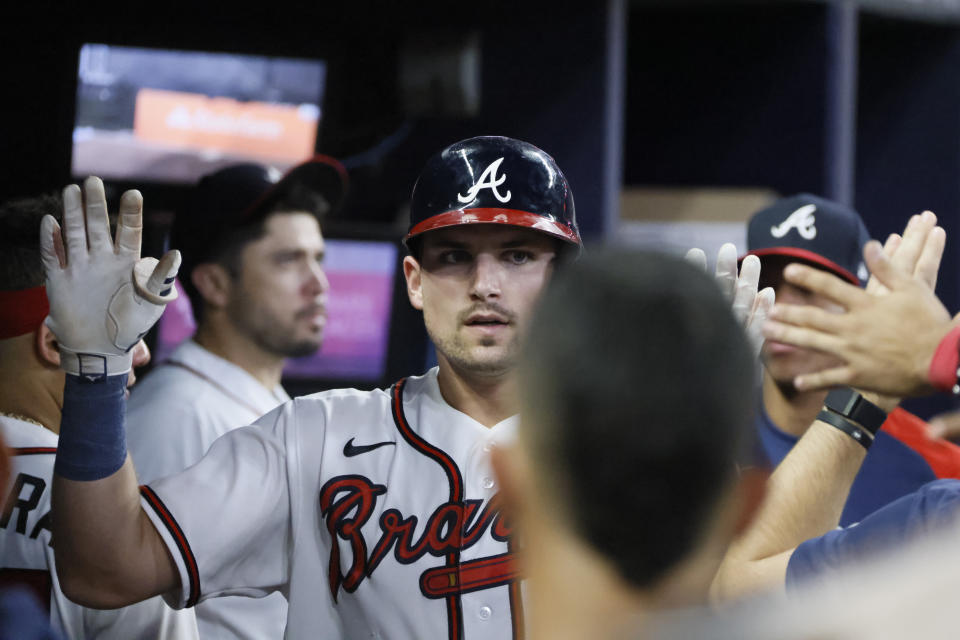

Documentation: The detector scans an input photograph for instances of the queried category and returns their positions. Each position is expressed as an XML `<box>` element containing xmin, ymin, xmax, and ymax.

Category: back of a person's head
<box><xmin>0</xmin><ymin>193</ymin><xmax>61</xmax><ymax>291</ymax></box>
<box><xmin>520</xmin><ymin>248</ymin><xmax>756</xmax><ymax>590</ymax></box>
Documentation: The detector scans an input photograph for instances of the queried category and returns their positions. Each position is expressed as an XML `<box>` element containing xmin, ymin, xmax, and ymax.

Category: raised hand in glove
<box><xmin>40</xmin><ymin>177</ymin><xmax>180</xmax><ymax>381</ymax></box>
<box><xmin>685</xmin><ymin>243</ymin><xmax>775</xmax><ymax>359</ymax></box>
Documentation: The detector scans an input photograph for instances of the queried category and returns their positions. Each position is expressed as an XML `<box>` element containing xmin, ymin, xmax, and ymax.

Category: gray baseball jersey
<box><xmin>140</xmin><ymin>367</ymin><xmax>522</xmax><ymax>639</ymax></box>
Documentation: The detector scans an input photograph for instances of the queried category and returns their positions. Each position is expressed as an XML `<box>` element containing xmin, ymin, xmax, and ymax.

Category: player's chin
<box><xmin>283</xmin><ymin>335</ymin><xmax>324</xmax><ymax>358</ymax></box>
<box><xmin>466</xmin><ymin>346</ymin><xmax>517</xmax><ymax>372</ymax></box>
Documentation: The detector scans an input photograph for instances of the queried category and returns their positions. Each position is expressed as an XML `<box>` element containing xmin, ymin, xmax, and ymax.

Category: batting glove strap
<box><xmin>816</xmin><ymin>409</ymin><xmax>874</xmax><ymax>450</ymax></box>
<box><xmin>58</xmin><ymin>347</ymin><xmax>132</xmax><ymax>382</ymax></box>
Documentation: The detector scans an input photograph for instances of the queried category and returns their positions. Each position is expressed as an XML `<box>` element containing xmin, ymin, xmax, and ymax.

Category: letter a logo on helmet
<box><xmin>406</xmin><ymin>136</ymin><xmax>581</xmax><ymax>249</ymax></box>
<box><xmin>457</xmin><ymin>157</ymin><xmax>512</xmax><ymax>204</ymax></box>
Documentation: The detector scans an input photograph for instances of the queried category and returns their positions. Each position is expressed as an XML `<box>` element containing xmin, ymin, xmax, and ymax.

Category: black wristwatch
<box><xmin>823</xmin><ymin>388</ymin><xmax>887</xmax><ymax>436</ymax></box>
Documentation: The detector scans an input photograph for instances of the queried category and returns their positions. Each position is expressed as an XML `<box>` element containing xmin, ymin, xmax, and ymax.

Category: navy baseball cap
<box><xmin>171</xmin><ymin>155</ymin><xmax>347</xmax><ymax>274</ymax></box>
<box><xmin>743</xmin><ymin>193</ymin><xmax>870</xmax><ymax>286</ymax></box>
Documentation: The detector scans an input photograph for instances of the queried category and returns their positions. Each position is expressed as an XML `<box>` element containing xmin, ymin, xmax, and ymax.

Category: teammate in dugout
<box><xmin>743</xmin><ymin>195</ymin><xmax>960</xmax><ymax>526</ymax></box>
<box><xmin>0</xmin><ymin>193</ymin><xmax>199</xmax><ymax>639</ymax></box>
<box><xmin>710</xmin><ymin>209</ymin><xmax>959</xmax><ymax>600</ymax></box>
<box><xmin>490</xmin><ymin>248</ymin><xmax>763</xmax><ymax>639</ymax></box>
<box><xmin>125</xmin><ymin>157</ymin><xmax>346</xmax><ymax>640</ymax></box>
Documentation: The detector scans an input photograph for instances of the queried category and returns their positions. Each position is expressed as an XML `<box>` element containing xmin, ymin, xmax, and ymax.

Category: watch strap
<box><xmin>823</xmin><ymin>388</ymin><xmax>887</xmax><ymax>435</ymax></box>
<box><xmin>816</xmin><ymin>409</ymin><xmax>873</xmax><ymax>450</ymax></box>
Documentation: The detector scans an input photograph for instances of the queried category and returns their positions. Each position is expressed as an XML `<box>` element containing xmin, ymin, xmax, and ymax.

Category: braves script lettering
<box><xmin>770</xmin><ymin>204</ymin><xmax>817</xmax><ymax>240</ymax></box>
<box><xmin>319</xmin><ymin>475</ymin><xmax>510</xmax><ymax>600</ymax></box>
<box><xmin>457</xmin><ymin>158</ymin><xmax>512</xmax><ymax>204</ymax></box>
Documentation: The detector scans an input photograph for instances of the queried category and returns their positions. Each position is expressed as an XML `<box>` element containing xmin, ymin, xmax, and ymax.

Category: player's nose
<box><xmin>469</xmin><ymin>254</ymin><xmax>502</xmax><ymax>300</ymax></box>
<box><xmin>305</xmin><ymin>260</ymin><xmax>329</xmax><ymax>296</ymax></box>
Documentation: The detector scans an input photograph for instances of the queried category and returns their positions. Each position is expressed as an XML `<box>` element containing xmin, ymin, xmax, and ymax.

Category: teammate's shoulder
<box><xmin>128</xmin><ymin>363</ymin><xmax>208</xmax><ymax>407</ymax></box>
<box><xmin>0</xmin><ymin>415</ymin><xmax>58</xmax><ymax>449</ymax></box>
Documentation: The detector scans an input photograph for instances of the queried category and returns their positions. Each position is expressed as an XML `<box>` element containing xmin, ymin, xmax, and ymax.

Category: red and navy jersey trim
<box><xmin>507</xmin><ymin>537</ymin><xmax>525</xmax><ymax>640</ymax></box>
<box><xmin>11</xmin><ymin>447</ymin><xmax>56</xmax><ymax>456</ymax></box>
<box><xmin>390</xmin><ymin>378</ymin><xmax>466</xmax><ymax>640</ymax></box>
<box><xmin>140</xmin><ymin>485</ymin><xmax>201</xmax><ymax>607</ymax></box>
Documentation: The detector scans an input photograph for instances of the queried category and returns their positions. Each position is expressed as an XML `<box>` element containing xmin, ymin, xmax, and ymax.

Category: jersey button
<box><xmin>481</xmin><ymin>476</ymin><xmax>495</xmax><ymax>489</ymax></box>
<box><xmin>478</xmin><ymin>606</ymin><xmax>492</xmax><ymax>620</ymax></box>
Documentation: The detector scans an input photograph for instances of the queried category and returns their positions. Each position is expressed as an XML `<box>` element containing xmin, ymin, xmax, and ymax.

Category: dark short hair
<box><xmin>178</xmin><ymin>183</ymin><xmax>328</xmax><ymax>323</ymax></box>
<box><xmin>0</xmin><ymin>193</ymin><xmax>62</xmax><ymax>291</ymax></box>
<box><xmin>520</xmin><ymin>248</ymin><xmax>756</xmax><ymax>589</ymax></box>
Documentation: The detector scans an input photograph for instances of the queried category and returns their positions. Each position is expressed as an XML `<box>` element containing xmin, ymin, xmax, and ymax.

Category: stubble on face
<box><xmin>227</xmin><ymin>289</ymin><xmax>324</xmax><ymax>358</ymax></box>
<box><xmin>224</xmin><ymin>212</ymin><xmax>327</xmax><ymax>360</ymax></box>
<box><xmin>426</xmin><ymin>300</ymin><xmax>520</xmax><ymax>377</ymax></box>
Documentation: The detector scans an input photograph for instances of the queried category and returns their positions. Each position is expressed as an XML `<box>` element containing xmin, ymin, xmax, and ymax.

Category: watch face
<box><xmin>824</xmin><ymin>388</ymin><xmax>886</xmax><ymax>435</ymax></box>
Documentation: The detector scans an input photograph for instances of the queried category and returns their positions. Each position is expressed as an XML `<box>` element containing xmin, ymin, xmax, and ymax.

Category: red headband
<box><xmin>0</xmin><ymin>286</ymin><xmax>49</xmax><ymax>339</ymax></box>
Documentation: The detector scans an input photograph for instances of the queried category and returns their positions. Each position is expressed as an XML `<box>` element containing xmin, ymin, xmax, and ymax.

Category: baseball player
<box><xmin>126</xmin><ymin>158</ymin><xmax>345</xmax><ymax>640</ymax></box>
<box><xmin>744</xmin><ymin>195</ymin><xmax>960</xmax><ymax>525</ymax></box>
<box><xmin>0</xmin><ymin>193</ymin><xmax>199</xmax><ymax>639</ymax></box>
<box><xmin>712</xmin><ymin>210</ymin><xmax>953</xmax><ymax>601</ymax></box>
<box><xmin>42</xmin><ymin>137</ymin><xmax>583</xmax><ymax>639</ymax></box>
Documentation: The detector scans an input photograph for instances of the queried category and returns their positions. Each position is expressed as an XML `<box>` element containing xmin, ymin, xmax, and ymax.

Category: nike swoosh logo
<box><xmin>343</xmin><ymin>438</ymin><xmax>397</xmax><ymax>457</ymax></box>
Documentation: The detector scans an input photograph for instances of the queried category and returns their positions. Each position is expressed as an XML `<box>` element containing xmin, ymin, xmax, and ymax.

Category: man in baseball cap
<box><xmin>746</xmin><ymin>194</ymin><xmax>960</xmax><ymax>527</ymax></box>
<box><xmin>124</xmin><ymin>156</ymin><xmax>346</xmax><ymax>640</ymax></box>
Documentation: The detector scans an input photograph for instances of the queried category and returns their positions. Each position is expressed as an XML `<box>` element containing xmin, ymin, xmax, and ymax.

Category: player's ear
<box><xmin>731</xmin><ymin>467</ymin><xmax>769</xmax><ymax>536</ymax></box>
<box><xmin>34</xmin><ymin>323</ymin><xmax>60</xmax><ymax>367</ymax></box>
<box><xmin>191</xmin><ymin>263</ymin><xmax>232</xmax><ymax>311</ymax></box>
<box><xmin>403</xmin><ymin>256</ymin><xmax>424</xmax><ymax>311</ymax></box>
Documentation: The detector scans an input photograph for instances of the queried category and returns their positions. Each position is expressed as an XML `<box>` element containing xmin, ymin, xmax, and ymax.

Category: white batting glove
<box><xmin>40</xmin><ymin>177</ymin><xmax>180</xmax><ymax>381</ymax></box>
<box><xmin>685</xmin><ymin>243</ymin><xmax>775</xmax><ymax>358</ymax></box>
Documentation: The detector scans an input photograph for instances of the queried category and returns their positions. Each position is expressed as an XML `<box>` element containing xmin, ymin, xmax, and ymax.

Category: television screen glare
<box><xmin>72</xmin><ymin>43</ymin><xmax>326</xmax><ymax>183</ymax></box>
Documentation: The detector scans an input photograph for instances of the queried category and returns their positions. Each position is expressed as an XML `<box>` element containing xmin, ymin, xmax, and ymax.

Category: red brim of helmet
<box><xmin>740</xmin><ymin>247</ymin><xmax>860</xmax><ymax>285</ymax></box>
<box><xmin>405</xmin><ymin>208</ymin><xmax>581</xmax><ymax>246</ymax></box>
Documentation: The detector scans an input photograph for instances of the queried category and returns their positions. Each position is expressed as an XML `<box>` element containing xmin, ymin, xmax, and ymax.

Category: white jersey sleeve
<box><xmin>141</xmin><ymin>401</ymin><xmax>297</xmax><ymax>607</ymax></box>
<box><xmin>0</xmin><ymin>416</ymin><xmax>199</xmax><ymax>640</ymax></box>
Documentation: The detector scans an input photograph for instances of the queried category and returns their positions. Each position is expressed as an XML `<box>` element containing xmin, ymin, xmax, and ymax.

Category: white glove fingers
<box><xmin>715</xmin><ymin>242</ymin><xmax>738</xmax><ymax>301</ymax></box>
<box><xmin>147</xmin><ymin>250</ymin><xmax>181</xmax><ymax>298</ymax></box>
<box><xmin>114</xmin><ymin>189</ymin><xmax>144</xmax><ymax>256</ymax></box>
<box><xmin>748</xmin><ymin>287</ymin><xmax>776</xmax><ymax>358</ymax></box>
<box><xmin>82</xmin><ymin>177</ymin><xmax>113</xmax><ymax>252</ymax></box>
<box><xmin>732</xmin><ymin>255</ymin><xmax>761</xmax><ymax>324</ymax></box>
<box><xmin>61</xmin><ymin>184</ymin><xmax>87</xmax><ymax>264</ymax></box>
<box><xmin>39</xmin><ymin>215</ymin><xmax>65</xmax><ymax>273</ymax></box>
<box><xmin>684</xmin><ymin>248</ymin><xmax>708</xmax><ymax>272</ymax></box>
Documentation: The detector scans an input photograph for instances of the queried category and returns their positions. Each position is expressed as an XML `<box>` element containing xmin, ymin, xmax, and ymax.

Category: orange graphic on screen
<box><xmin>134</xmin><ymin>88</ymin><xmax>318</xmax><ymax>162</ymax></box>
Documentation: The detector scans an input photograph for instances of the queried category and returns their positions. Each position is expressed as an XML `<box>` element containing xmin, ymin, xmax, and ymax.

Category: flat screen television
<box><xmin>154</xmin><ymin>238</ymin><xmax>401</xmax><ymax>385</ymax></box>
<box><xmin>72</xmin><ymin>43</ymin><xmax>326</xmax><ymax>184</ymax></box>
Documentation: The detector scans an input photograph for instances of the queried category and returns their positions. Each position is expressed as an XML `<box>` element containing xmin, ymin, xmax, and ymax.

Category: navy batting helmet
<box><xmin>405</xmin><ymin>136</ymin><xmax>581</xmax><ymax>249</ymax></box>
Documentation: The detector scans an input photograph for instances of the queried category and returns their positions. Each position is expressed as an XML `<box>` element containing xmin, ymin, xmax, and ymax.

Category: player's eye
<box><xmin>504</xmin><ymin>250</ymin><xmax>533</xmax><ymax>265</ymax></box>
<box><xmin>439</xmin><ymin>250</ymin><xmax>471</xmax><ymax>265</ymax></box>
<box><xmin>273</xmin><ymin>253</ymin><xmax>298</xmax><ymax>265</ymax></box>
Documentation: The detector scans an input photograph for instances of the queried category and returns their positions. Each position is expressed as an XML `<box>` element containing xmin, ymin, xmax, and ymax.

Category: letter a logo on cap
<box><xmin>458</xmin><ymin>157</ymin><xmax>512</xmax><ymax>204</ymax></box>
<box><xmin>770</xmin><ymin>204</ymin><xmax>817</xmax><ymax>240</ymax></box>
